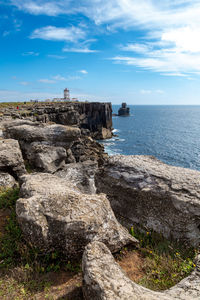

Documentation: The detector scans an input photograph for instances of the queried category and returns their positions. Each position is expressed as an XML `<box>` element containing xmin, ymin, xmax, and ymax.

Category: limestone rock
<box><xmin>3</xmin><ymin>121</ymin><xmax>81</xmax><ymax>171</ymax></box>
<box><xmin>96</xmin><ymin>155</ymin><xmax>200</xmax><ymax>246</ymax></box>
<box><xmin>0</xmin><ymin>172</ymin><xmax>17</xmax><ymax>188</ymax></box>
<box><xmin>65</xmin><ymin>149</ymin><xmax>76</xmax><ymax>164</ymax></box>
<box><xmin>27</xmin><ymin>143</ymin><xmax>67</xmax><ymax>173</ymax></box>
<box><xmin>100</xmin><ymin>127</ymin><xmax>112</xmax><ymax>140</ymax></box>
<box><xmin>0</xmin><ymin>139</ymin><xmax>26</xmax><ymax>178</ymax></box>
<box><xmin>32</xmin><ymin>102</ymin><xmax>113</xmax><ymax>139</ymax></box>
<box><xmin>71</xmin><ymin>137</ymin><xmax>107</xmax><ymax>165</ymax></box>
<box><xmin>16</xmin><ymin>173</ymin><xmax>138</xmax><ymax>257</ymax></box>
<box><xmin>55</xmin><ymin>160</ymin><xmax>98</xmax><ymax>194</ymax></box>
<box><xmin>82</xmin><ymin>241</ymin><xmax>200</xmax><ymax>300</ymax></box>
<box><xmin>4</xmin><ymin>122</ymin><xmax>81</xmax><ymax>148</ymax></box>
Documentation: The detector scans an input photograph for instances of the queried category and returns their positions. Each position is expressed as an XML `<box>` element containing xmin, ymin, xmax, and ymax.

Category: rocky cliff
<box><xmin>0</xmin><ymin>101</ymin><xmax>113</xmax><ymax>140</ymax></box>
<box><xmin>1</xmin><ymin>104</ymin><xmax>200</xmax><ymax>299</ymax></box>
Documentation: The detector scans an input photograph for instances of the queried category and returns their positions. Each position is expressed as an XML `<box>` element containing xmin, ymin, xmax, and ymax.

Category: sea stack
<box><xmin>118</xmin><ymin>102</ymin><xmax>130</xmax><ymax>116</ymax></box>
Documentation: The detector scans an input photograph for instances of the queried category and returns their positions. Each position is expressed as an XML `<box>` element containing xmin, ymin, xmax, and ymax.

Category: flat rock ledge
<box><xmin>16</xmin><ymin>173</ymin><xmax>138</xmax><ymax>257</ymax></box>
<box><xmin>96</xmin><ymin>155</ymin><xmax>200</xmax><ymax>246</ymax></box>
<box><xmin>82</xmin><ymin>241</ymin><xmax>200</xmax><ymax>300</ymax></box>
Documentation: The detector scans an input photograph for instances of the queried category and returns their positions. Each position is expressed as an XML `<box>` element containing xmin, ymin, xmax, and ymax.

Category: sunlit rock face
<box><xmin>16</xmin><ymin>173</ymin><xmax>138</xmax><ymax>258</ymax></box>
<box><xmin>96</xmin><ymin>155</ymin><xmax>200</xmax><ymax>246</ymax></box>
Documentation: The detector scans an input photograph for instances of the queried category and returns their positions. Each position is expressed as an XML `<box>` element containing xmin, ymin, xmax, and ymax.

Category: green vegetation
<box><xmin>24</xmin><ymin>161</ymin><xmax>34</xmax><ymax>174</ymax></box>
<box><xmin>130</xmin><ymin>225</ymin><xmax>197</xmax><ymax>291</ymax></box>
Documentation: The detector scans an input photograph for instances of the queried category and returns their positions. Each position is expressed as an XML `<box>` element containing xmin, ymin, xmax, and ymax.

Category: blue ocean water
<box><xmin>102</xmin><ymin>105</ymin><xmax>200</xmax><ymax>171</ymax></box>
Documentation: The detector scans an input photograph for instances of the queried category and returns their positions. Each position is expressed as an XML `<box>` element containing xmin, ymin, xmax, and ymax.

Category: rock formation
<box><xmin>0</xmin><ymin>172</ymin><xmax>17</xmax><ymax>188</ymax></box>
<box><xmin>0</xmin><ymin>102</ymin><xmax>113</xmax><ymax>140</ymax></box>
<box><xmin>82</xmin><ymin>241</ymin><xmax>200</xmax><ymax>300</ymax></box>
<box><xmin>0</xmin><ymin>139</ymin><xmax>26</xmax><ymax>179</ymax></box>
<box><xmin>96</xmin><ymin>155</ymin><xmax>200</xmax><ymax>246</ymax></box>
<box><xmin>1</xmin><ymin>120</ymin><xmax>107</xmax><ymax>171</ymax></box>
<box><xmin>1</xmin><ymin>101</ymin><xmax>200</xmax><ymax>298</ymax></box>
<box><xmin>118</xmin><ymin>102</ymin><xmax>130</xmax><ymax>116</ymax></box>
<box><xmin>16</xmin><ymin>173</ymin><xmax>138</xmax><ymax>258</ymax></box>
<box><xmin>32</xmin><ymin>102</ymin><xmax>113</xmax><ymax>139</ymax></box>
<box><xmin>55</xmin><ymin>160</ymin><xmax>98</xmax><ymax>194</ymax></box>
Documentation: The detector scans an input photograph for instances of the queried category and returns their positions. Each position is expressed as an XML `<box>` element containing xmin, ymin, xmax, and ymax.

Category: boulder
<box><xmin>26</xmin><ymin>143</ymin><xmax>67</xmax><ymax>173</ymax></box>
<box><xmin>0</xmin><ymin>172</ymin><xmax>17</xmax><ymax>188</ymax></box>
<box><xmin>16</xmin><ymin>173</ymin><xmax>138</xmax><ymax>257</ymax></box>
<box><xmin>82</xmin><ymin>241</ymin><xmax>200</xmax><ymax>300</ymax></box>
<box><xmin>55</xmin><ymin>160</ymin><xmax>98</xmax><ymax>194</ymax></box>
<box><xmin>4</xmin><ymin>122</ymin><xmax>81</xmax><ymax>148</ymax></box>
<box><xmin>0</xmin><ymin>139</ymin><xmax>26</xmax><ymax>178</ymax></box>
<box><xmin>96</xmin><ymin>155</ymin><xmax>200</xmax><ymax>246</ymax></box>
<box><xmin>3</xmin><ymin>121</ymin><xmax>81</xmax><ymax>171</ymax></box>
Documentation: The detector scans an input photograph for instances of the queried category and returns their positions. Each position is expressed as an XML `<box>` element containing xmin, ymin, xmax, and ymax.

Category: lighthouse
<box><xmin>64</xmin><ymin>88</ymin><xmax>70</xmax><ymax>101</ymax></box>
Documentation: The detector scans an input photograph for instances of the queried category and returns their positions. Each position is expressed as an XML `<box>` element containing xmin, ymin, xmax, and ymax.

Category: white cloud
<box><xmin>47</xmin><ymin>54</ymin><xmax>65</xmax><ymax>59</ymax></box>
<box><xmin>63</xmin><ymin>47</ymin><xmax>98</xmax><ymax>53</ymax></box>
<box><xmin>10</xmin><ymin>0</ymin><xmax>200</xmax><ymax>30</ymax></box>
<box><xmin>140</xmin><ymin>89</ymin><xmax>152</xmax><ymax>95</ymax></box>
<box><xmin>162</xmin><ymin>26</ymin><xmax>200</xmax><ymax>53</ymax></box>
<box><xmin>22</xmin><ymin>51</ymin><xmax>39</xmax><ymax>56</ymax></box>
<box><xmin>30</xmin><ymin>26</ymin><xmax>86</xmax><ymax>42</ymax></box>
<box><xmin>13</xmin><ymin>18</ymin><xmax>22</xmax><ymax>31</ymax></box>
<box><xmin>0</xmin><ymin>89</ymin><xmax>63</xmax><ymax>101</ymax></box>
<box><xmin>156</xmin><ymin>89</ymin><xmax>165</xmax><ymax>94</ymax></box>
<box><xmin>121</xmin><ymin>43</ymin><xmax>150</xmax><ymax>54</ymax></box>
<box><xmin>2</xmin><ymin>31</ymin><xmax>10</xmax><ymax>37</ymax></box>
<box><xmin>19</xmin><ymin>81</ymin><xmax>30</xmax><ymax>86</ymax></box>
<box><xmin>67</xmin><ymin>75</ymin><xmax>81</xmax><ymax>80</ymax></box>
<box><xmin>79</xmin><ymin>70</ymin><xmax>88</xmax><ymax>74</ymax></box>
<box><xmin>52</xmin><ymin>75</ymin><xmax>66</xmax><ymax>81</ymax></box>
<box><xmin>39</xmin><ymin>75</ymin><xmax>81</xmax><ymax>83</ymax></box>
<box><xmin>9</xmin><ymin>0</ymin><xmax>200</xmax><ymax>75</ymax></box>
<box><xmin>140</xmin><ymin>89</ymin><xmax>164</xmax><ymax>94</ymax></box>
<box><xmin>10</xmin><ymin>1</ymin><xmax>64</xmax><ymax>16</ymax></box>
<box><xmin>38</xmin><ymin>79</ymin><xmax>56</xmax><ymax>84</ymax></box>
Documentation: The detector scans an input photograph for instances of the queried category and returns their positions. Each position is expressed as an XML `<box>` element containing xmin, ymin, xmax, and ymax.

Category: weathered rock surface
<box><xmin>118</xmin><ymin>102</ymin><xmax>130</xmax><ymax>116</ymax></box>
<box><xmin>0</xmin><ymin>102</ymin><xmax>113</xmax><ymax>139</ymax></box>
<box><xmin>55</xmin><ymin>160</ymin><xmax>98</xmax><ymax>194</ymax></box>
<box><xmin>71</xmin><ymin>137</ymin><xmax>107</xmax><ymax>165</ymax></box>
<box><xmin>4</xmin><ymin>121</ymin><xmax>81</xmax><ymax>148</ymax></box>
<box><xmin>96</xmin><ymin>155</ymin><xmax>200</xmax><ymax>246</ymax></box>
<box><xmin>3</xmin><ymin>121</ymin><xmax>81</xmax><ymax>172</ymax></box>
<box><xmin>0</xmin><ymin>139</ymin><xmax>26</xmax><ymax>179</ymax></box>
<box><xmin>82</xmin><ymin>241</ymin><xmax>200</xmax><ymax>300</ymax></box>
<box><xmin>26</xmin><ymin>143</ymin><xmax>67</xmax><ymax>173</ymax></box>
<box><xmin>16</xmin><ymin>173</ymin><xmax>138</xmax><ymax>257</ymax></box>
<box><xmin>31</xmin><ymin>102</ymin><xmax>113</xmax><ymax>140</ymax></box>
<box><xmin>0</xmin><ymin>172</ymin><xmax>17</xmax><ymax>188</ymax></box>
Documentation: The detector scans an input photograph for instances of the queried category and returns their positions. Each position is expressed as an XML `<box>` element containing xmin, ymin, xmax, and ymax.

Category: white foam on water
<box><xmin>112</xmin><ymin>128</ymin><xmax>120</xmax><ymax>133</ymax></box>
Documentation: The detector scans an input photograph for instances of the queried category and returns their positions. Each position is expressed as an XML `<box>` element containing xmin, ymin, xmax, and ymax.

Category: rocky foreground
<box><xmin>0</xmin><ymin>102</ymin><xmax>200</xmax><ymax>299</ymax></box>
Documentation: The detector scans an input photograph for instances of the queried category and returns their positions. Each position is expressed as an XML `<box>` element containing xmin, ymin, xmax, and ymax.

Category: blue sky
<box><xmin>1</xmin><ymin>0</ymin><xmax>200</xmax><ymax>104</ymax></box>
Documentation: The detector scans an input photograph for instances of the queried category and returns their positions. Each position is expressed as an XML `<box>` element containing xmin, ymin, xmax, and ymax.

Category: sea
<box><xmin>101</xmin><ymin>105</ymin><xmax>200</xmax><ymax>171</ymax></box>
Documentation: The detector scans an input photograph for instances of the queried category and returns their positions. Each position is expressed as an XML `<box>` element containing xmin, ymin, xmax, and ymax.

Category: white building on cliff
<box><xmin>52</xmin><ymin>88</ymin><xmax>71</xmax><ymax>102</ymax></box>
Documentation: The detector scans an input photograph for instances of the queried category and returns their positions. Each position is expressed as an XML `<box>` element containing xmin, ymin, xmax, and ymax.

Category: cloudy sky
<box><xmin>1</xmin><ymin>0</ymin><xmax>200</xmax><ymax>104</ymax></box>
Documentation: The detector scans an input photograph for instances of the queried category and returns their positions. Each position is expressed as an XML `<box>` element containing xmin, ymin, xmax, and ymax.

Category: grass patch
<box><xmin>24</xmin><ymin>161</ymin><xmax>34</xmax><ymax>174</ymax></box>
<box><xmin>129</xmin><ymin>225</ymin><xmax>197</xmax><ymax>291</ymax></box>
